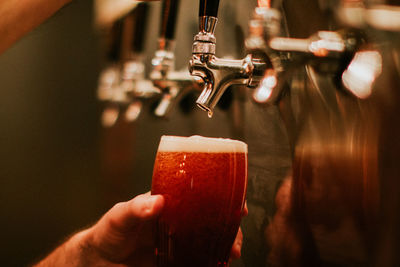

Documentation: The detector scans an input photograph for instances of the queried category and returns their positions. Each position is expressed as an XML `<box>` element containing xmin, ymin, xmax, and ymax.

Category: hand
<box><xmin>83</xmin><ymin>192</ymin><xmax>165</xmax><ymax>266</ymax></box>
<box><xmin>83</xmin><ymin>192</ymin><xmax>246</xmax><ymax>266</ymax></box>
<box><xmin>35</xmin><ymin>192</ymin><xmax>246</xmax><ymax>266</ymax></box>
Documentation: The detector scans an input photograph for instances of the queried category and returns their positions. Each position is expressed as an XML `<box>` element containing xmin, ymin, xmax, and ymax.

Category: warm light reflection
<box><xmin>253</xmin><ymin>69</ymin><xmax>277</xmax><ymax>103</ymax></box>
<box><xmin>309</xmin><ymin>32</ymin><xmax>345</xmax><ymax>57</ymax></box>
<box><xmin>342</xmin><ymin>50</ymin><xmax>382</xmax><ymax>99</ymax></box>
<box><xmin>102</xmin><ymin>106</ymin><xmax>119</xmax><ymax>127</ymax></box>
<box><xmin>97</xmin><ymin>67</ymin><xmax>119</xmax><ymax>101</ymax></box>
<box><xmin>125</xmin><ymin>101</ymin><xmax>142</xmax><ymax>122</ymax></box>
<box><xmin>154</xmin><ymin>94</ymin><xmax>172</xmax><ymax>117</ymax></box>
<box><xmin>95</xmin><ymin>0</ymin><xmax>138</xmax><ymax>28</ymax></box>
<box><xmin>257</xmin><ymin>0</ymin><xmax>270</xmax><ymax>8</ymax></box>
<box><xmin>366</xmin><ymin>5</ymin><xmax>400</xmax><ymax>32</ymax></box>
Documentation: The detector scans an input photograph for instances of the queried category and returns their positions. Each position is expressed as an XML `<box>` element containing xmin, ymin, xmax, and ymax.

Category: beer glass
<box><xmin>151</xmin><ymin>135</ymin><xmax>248</xmax><ymax>267</ymax></box>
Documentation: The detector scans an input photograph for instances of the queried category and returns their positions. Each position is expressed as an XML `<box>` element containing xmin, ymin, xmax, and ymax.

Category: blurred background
<box><xmin>0</xmin><ymin>1</ymin><xmax>102</xmax><ymax>265</ymax></box>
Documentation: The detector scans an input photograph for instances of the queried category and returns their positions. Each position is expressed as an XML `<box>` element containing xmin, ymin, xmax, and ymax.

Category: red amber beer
<box><xmin>151</xmin><ymin>135</ymin><xmax>248</xmax><ymax>267</ymax></box>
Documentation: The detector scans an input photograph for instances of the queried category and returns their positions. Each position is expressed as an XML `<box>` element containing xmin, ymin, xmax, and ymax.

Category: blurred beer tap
<box><xmin>98</xmin><ymin>3</ymin><xmax>159</xmax><ymax>127</ymax></box>
<box><xmin>119</xmin><ymin>3</ymin><xmax>160</xmax><ymax>122</ymax></box>
<box><xmin>97</xmin><ymin>18</ymin><xmax>123</xmax><ymax>127</ymax></box>
<box><xmin>333</xmin><ymin>0</ymin><xmax>400</xmax><ymax>99</ymax></box>
<box><xmin>338</xmin><ymin>0</ymin><xmax>400</xmax><ymax>31</ymax></box>
<box><xmin>247</xmin><ymin>1</ymin><xmax>371</xmax><ymax>104</ymax></box>
<box><xmin>189</xmin><ymin>0</ymin><xmax>268</xmax><ymax>117</ymax></box>
<box><xmin>150</xmin><ymin>0</ymin><xmax>202</xmax><ymax>118</ymax></box>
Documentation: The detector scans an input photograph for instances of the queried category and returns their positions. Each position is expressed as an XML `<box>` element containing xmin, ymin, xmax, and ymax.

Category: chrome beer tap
<box><xmin>247</xmin><ymin>0</ymin><xmax>370</xmax><ymax>104</ymax></box>
<box><xmin>98</xmin><ymin>3</ymin><xmax>159</xmax><ymax>127</ymax></box>
<box><xmin>150</xmin><ymin>0</ymin><xmax>202</xmax><ymax>118</ymax></box>
<box><xmin>119</xmin><ymin>3</ymin><xmax>159</xmax><ymax>122</ymax></box>
<box><xmin>189</xmin><ymin>0</ymin><xmax>268</xmax><ymax>117</ymax></box>
<box><xmin>338</xmin><ymin>0</ymin><xmax>400</xmax><ymax>85</ymax></box>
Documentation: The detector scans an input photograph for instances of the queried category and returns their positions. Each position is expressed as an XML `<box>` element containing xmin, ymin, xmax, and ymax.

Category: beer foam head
<box><xmin>158</xmin><ymin>135</ymin><xmax>248</xmax><ymax>153</ymax></box>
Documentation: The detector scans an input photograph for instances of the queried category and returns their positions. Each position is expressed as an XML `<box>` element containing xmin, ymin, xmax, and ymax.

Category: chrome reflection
<box><xmin>253</xmin><ymin>69</ymin><xmax>278</xmax><ymax>103</ymax></box>
<box><xmin>342</xmin><ymin>50</ymin><xmax>382</xmax><ymax>99</ymax></box>
<box><xmin>101</xmin><ymin>105</ymin><xmax>120</xmax><ymax>128</ymax></box>
<box><xmin>262</xmin><ymin>0</ymin><xmax>400</xmax><ymax>265</ymax></box>
<box><xmin>125</xmin><ymin>101</ymin><xmax>143</xmax><ymax>122</ymax></box>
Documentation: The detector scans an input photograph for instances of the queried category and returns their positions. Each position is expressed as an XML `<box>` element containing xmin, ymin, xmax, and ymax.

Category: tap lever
<box><xmin>129</xmin><ymin>3</ymin><xmax>150</xmax><ymax>54</ymax></box>
<box><xmin>106</xmin><ymin>19</ymin><xmax>124</xmax><ymax>62</ymax></box>
<box><xmin>152</xmin><ymin>0</ymin><xmax>180</xmax><ymax>74</ymax></box>
<box><xmin>199</xmin><ymin>0</ymin><xmax>220</xmax><ymax>18</ymax></box>
<box><xmin>160</xmin><ymin>0</ymin><xmax>180</xmax><ymax>41</ymax></box>
<box><xmin>198</xmin><ymin>0</ymin><xmax>220</xmax><ymax>35</ymax></box>
<box><xmin>118</xmin><ymin>3</ymin><xmax>150</xmax><ymax>60</ymax></box>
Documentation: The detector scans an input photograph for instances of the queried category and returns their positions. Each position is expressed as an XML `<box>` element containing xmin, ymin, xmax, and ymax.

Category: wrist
<box><xmin>68</xmin><ymin>227</ymin><xmax>111</xmax><ymax>267</ymax></box>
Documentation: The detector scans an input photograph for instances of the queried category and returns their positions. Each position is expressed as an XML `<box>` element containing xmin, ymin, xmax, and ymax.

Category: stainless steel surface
<box><xmin>339</xmin><ymin>3</ymin><xmax>400</xmax><ymax>31</ymax></box>
<box><xmin>191</xmin><ymin>54</ymin><xmax>266</xmax><ymax>116</ymax></box>
<box><xmin>150</xmin><ymin>0</ymin><xmax>203</xmax><ymax>118</ymax></box>
<box><xmin>98</xmin><ymin>59</ymin><xmax>160</xmax><ymax>126</ymax></box>
<box><xmin>150</xmin><ymin>42</ymin><xmax>202</xmax><ymax>118</ymax></box>
<box><xmin>190</xmin><ymin>8</ymin><xmax>269</xmax><ymax>117</ymax></box>
<box><xmin>151</xmin><ymin>38</ymin><xmax>176</xmax><ymax>75</ymax></box>
<box><xmin>151</xmin><ymin>69</ymin><xmax>202</xmax><ymax>117</ymax></box>
<box><xmin>97</xmin><ymin>9</ymin><xmax>160</xmax><ymax>127</ymax></box>
<box><xmin>199</xmin><ymin>16</ymin><xmax>218</xmax><ymax>34</ymax></box>
<box><xmin>261</xmin><ymin>0</ymin><xmax>400</xmax><ymax>266</ymax></box>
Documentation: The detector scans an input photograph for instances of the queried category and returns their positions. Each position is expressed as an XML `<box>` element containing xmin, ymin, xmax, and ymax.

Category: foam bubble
<box><xmin>158</xmin><ymin>135</ymin><xmax>248</xmax><ymax>153</ymax></box>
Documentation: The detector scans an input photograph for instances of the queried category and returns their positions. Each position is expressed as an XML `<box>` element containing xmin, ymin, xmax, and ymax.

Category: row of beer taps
<box><xmin>97</xmin><ymin>0</ymin><xmax>400</xmax><ymax>126</ymax></box>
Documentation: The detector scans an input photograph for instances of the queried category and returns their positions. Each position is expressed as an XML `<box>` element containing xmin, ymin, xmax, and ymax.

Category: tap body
<box><xmin>189</xmin><ymin>16</ymin><xmax>268</xmax><ymax>116</ymax></box>
<box><xmin>151</xmin><ymin>38</ymin><xmax>203</xmax><ymax>117</ymax></box>
<box><xmin>190</xmin><ymin>53</ymin><xmax>266</xmax><ymax>115</ymax></box>
<box><xmin>247</xmin><ymin>6</ymin><xmax>368</xmax><ymax>103</ymax></box>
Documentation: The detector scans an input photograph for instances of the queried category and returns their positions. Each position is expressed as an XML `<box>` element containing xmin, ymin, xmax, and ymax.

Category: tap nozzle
<box><xmin>190</xmin><ymin>1</ymin><xmax>269</xmax><ymax>116</ymax></box>
<box><xmin>190</xmin><ymin>54</ymin><xmax>265</xmax><ymax>116</ymax></box>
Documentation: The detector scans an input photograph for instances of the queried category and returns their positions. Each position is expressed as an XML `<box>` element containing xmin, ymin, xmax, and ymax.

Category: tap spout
<box><xmin>190</xmin><ymin>54</ymin><xmax>266</xmax><ymax>116</ymax></box>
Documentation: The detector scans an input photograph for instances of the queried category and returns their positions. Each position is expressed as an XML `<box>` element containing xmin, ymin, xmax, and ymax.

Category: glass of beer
<box><xmin>151</xmin><ymin>135</ymin><xmax>248</xmax><ymax>267</ymax></box>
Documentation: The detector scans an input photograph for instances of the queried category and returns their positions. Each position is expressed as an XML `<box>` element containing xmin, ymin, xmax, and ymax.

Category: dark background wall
<box><xmin>0</xmin><ymin>1</ymin><xmax>103</xmax><ymax>265</ymax></box>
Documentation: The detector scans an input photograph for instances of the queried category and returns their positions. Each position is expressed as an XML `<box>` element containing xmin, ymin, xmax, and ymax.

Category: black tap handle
<box><xmin>159</xmin><ymin>0</ymin><xmax>180</xmax><ymax>40</ymax></box>
<box><xmin>130</xmin><ymin>2</ymin><xmax>150</xmax><ymax>53</ymax></box>
<box><xmin>199</xmin><ymin>0</ymin><xmax>220</xmax><ymax>18</ymax></box>
<box><xmin>106</xmin><ymin>19</ymin><xmax>123</xmax><ymax>62</ymax></box>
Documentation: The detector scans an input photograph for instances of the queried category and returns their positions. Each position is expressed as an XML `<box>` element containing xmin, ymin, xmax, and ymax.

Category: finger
<box><xmin>230</xmin><ymin>227</ymin><xmax>243</xmax><ymax>260</ymax></box>
<box><xmin>106</xmin><ymin>192</ymin><xmax>165</xmax><ymax>232</ymax></box>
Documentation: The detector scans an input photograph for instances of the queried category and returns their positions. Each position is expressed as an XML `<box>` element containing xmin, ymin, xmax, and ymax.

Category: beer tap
<box><xmin>150</xmin><ymin>0</ymin><xmax>202</xmax><ymax>118</ymax></box>
<box><xmin>336</xmin><ymin>0</ymin><xmax>400</xmax><ymax>98</ymax></box>
<box><xmin>338</xmin><ymin>0</ymin><xmax>400</xmax><ymax>31</ymax></box>
<box><xmin>97</xmin><ymin>17</ymin><xmax>123</xmax><ymax>127</ymax></box>
<box><xmin>98</xmin><ymin>3</ymin><xmax>159</xmax><ymax>127</ymax></box>
<box><xmin>189</xmin><ymin>0</ymin><xmax>268</xmax><ymax>117</ymax></box>
<box><xmin>244</xmin><ymin>0</ymin><xmax>372</xmax><ymax>104</ymax></box>
<box><xmin>119</xmin><ymin>3</ymin><xmax>159</xmax><ymax>122</ymax></box>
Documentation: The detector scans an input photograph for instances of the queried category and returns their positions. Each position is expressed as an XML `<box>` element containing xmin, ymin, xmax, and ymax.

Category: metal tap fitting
<box><xmin>245</xmin><ymin>5</ymin><xmax>369</xmax><ymax>103</ymax></box>
<box><xmin>189</xmin><ymin>14</ymin><xmax>268</xmax><ymax>117</ymax></box>
<box><xmin>151</xmin><ymin>40</ymin><xmax>202</xmax><ymax>118</ymax></box>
